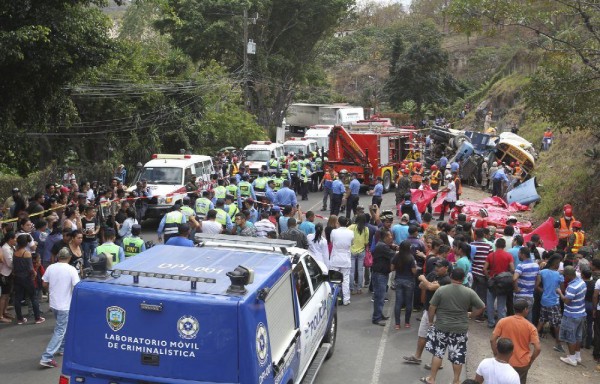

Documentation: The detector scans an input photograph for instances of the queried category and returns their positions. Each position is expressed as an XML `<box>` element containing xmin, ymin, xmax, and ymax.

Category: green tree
<box><xmin>384</xmin><ymin>22</ymin><xmax>463</xmax><ymax>120</ymax></box>
<box><xmin>0</xmin><ymin>0</ymin><xmax>118</xmax><ymax>175</ymax></box>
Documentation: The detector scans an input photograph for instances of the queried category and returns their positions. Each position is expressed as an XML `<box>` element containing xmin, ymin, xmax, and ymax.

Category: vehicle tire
<box><xmin>323</xmin><ymin>312</ymin><xmax>337</xmax><ymax>360</ymax></box>
<box><xmin>453</xmin><ymin>134</ymin><xmax>471</xmax><ymax>149</ymax></box>
<box><xmin>382</xmin><ymin>170</ymin><xmax>391</xmax><ymax>193</ymax></box>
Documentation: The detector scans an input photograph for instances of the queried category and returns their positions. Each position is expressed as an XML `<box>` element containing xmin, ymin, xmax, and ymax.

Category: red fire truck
<box><xmin>327</xmin><ymin>125</ymin><xmax>416</xmax><ymax>192</ymax></box>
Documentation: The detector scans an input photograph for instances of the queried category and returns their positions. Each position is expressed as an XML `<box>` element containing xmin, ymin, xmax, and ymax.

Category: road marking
<box><xmin>370</xmin><ymin>303</ymin><xmax>393</xmax><ymax>384</ymax></box>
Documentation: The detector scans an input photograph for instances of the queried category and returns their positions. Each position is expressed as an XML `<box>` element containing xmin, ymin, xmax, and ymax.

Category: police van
<box><xmin>283</xmin><ymin>138</ymin><xmax>318</xmax><ymax>157</ymax></box>
<box><xmin>60</xmin><ymin>235</ymin><xmax>341</xmax><ymax>384</ymax></box>
<box><xmin>131</xmin><ymin>154</ymin><xmax>214</xmax><ymax>218</ymax></box>
<box><xmin>243</xmin><ymin>141</ymin><xmax>285</xmax><ymax>176</ymax></box>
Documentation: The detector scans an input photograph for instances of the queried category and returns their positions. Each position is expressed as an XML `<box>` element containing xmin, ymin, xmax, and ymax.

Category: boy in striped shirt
<box><xmin>513</xmin><ymin>247</ymin><xmax>539</xmax><ymax>323</ymax></box>
<box><xmin>557</xmin><ymin>266</ymin><xmax>587</xmax><ymax>366</ymax></box>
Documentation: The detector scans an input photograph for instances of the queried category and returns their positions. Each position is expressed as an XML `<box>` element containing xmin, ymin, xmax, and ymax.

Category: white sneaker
<box><xmin>576</xmin><ymin>356</ymin><xmax>582</xmax><ymax>364</ymax></box>
<box><xmin>560</xmin><ymin>356</ymin><xmax>577</xmax><ymax>367</ymax></box>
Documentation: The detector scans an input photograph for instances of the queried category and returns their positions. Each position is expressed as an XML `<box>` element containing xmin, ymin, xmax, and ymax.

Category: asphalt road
<box><xmin>0</xmin><ymin>189</ymin><xmax>460</xmax><ymax>384</ymax></box>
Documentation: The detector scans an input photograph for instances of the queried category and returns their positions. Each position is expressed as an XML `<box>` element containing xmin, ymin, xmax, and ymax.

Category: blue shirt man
<box><xmin>265</xmin><ymin>182</ymin><xmax>277</xmax><ymax>203</ymax></box>
<box><xmin>166</xmin><ymin>236</ymin><xmax>194</xmax><ymax>247</ymax></box>
<box><xmin>450</xmin><ymin>161</ymin><xmax>460</xmax><ymax>173</ymax></box>
<box><xmin>514</xmin><ymin>257</ymin><xmax>539</xmax><ymax>299</ymax></box>
<box><xmin>539</xmin><ymin>268</ymin><xmax>564</xmax><ymax>307</ymax></box>
<box><xmin>439</xmin><ymin>156</ymin><xmax>448</xmax><ymax>169</ymax></box>
<box><xmin>508</xmin><ymin>245</ymin><xmax>521</xmax><ymax>268</ymax></box>
<box><xmin>391</xmin><ymin>220</ymin><xmax>409</xmax><ymax>245</ymax></box>
<box><xmin>349</xmin><ymin>178</ymin><xmax>360</xmax><ymax>195</ymax></box>
<box><xmin>274</xmin><ymin>181</ymin><xmax>297</xmax><ymax>207</ymax></box>
<box><xmin>561</xmin><ymin>272</ymin><xmax>586</xmax><ymax>318</ymax></box>
<box><xmin>332</xmin><ymin>179</ymin><xmax>345</xmax><ymax>194</ymax></box>
<box><xmin>493</xmin><ymin>168</ymin><xmax>509</xmax><ymax>183</ymax></box>
<box><xmin>373</xmin><ymin>182</ymin><xmax>383</xmax><ymax>197</ymax></box>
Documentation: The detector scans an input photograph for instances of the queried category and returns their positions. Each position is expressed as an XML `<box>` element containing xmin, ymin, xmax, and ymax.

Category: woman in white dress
<box><xmin>307</xmin><ymin>223</ymin><xmax>329</xmax><ymax>271</ymax></box>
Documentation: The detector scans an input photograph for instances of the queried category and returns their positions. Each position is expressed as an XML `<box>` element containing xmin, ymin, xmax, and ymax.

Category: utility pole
<box><xmin>243</xmin><ymin>8</ymin><xmax>249</xmax><ymax>110</ymax></box>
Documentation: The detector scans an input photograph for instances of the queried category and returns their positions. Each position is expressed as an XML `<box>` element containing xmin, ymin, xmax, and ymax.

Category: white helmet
<box><xmin>479</xmin><ymin>208</ymin><xmax>489</xmax><ymax>217</ymax></box>
<box><xmin>455</xmin><ymin>200</ymin><xmax>466</xmax><ymax>207</ymax></box>
<box><xmin>492</xmin><ymin>161</ymin><xmax>498</xmax><ymax>166</ymax></box>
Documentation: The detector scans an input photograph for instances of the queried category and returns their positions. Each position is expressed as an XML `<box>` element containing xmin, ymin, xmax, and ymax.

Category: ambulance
<box><xmin>130</xmin><ymin>154</ymin><xmax>214</xmax><ymax>218</ymax></box>
<box><xmin>283</xmin><ymin>138</ymin><xmax>318</xmax><ymax>157</ymax></box>
<box><xmin>242</xmin><ymin>141</ymin><xmax>285</xmax><ymax>175</ymax></box>
<box><xmin>60</xmin><ymin>235</ymin><xmax>341</xmax><ymax>384</ymax></box>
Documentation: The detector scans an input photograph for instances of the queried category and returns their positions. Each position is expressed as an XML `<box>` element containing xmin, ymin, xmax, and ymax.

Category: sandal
<box><xmin>419</xmin><ymin>377</ymin><xmax>433</xmax><ymax>384</ymax></box>
<box><xmin>403</xmin><ymin>355</ymin><xmax>421</xmax><ymax>364</ymax></box>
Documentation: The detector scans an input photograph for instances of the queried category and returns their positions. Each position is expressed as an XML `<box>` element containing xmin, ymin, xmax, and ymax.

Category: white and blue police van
<box><xmin>60</xmin><ymin>235</ymin><xmax>341</xmax><ymax>384</ymax></box>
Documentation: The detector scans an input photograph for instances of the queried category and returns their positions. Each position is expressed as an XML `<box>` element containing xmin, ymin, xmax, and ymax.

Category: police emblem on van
<box><xmin>177</xmin><ymin>315</ymin><xmax>199</xmax><ymax>340</ymax></box>
<box><xmin>106</xmin><ymin>306</ymin><xmax>126</xmax><ymax>331</ymax></box>
<box><xmin>256</xmin><ymin>323</ymin><xmax>269</xmax><ymax>366</ymax></box>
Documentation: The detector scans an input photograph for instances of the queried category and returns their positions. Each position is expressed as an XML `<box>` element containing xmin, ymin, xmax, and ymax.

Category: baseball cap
<box><xmin>435</xmin><ymin>259</ymin><xmax>451</xmax><ymax>268</ymax></box>
<box><xmin>380</xmin><ymin>210</ymin><xmax>394</xmax><ymax>221</ymax></box>
<box><xmin>271</xmin><ymin>205</ymin><xmax>281</xmax><ymax>213</ymax></box>
<box><xmin>400</xmin><ymin>213</ymin><xmax>410</xmax><ymax>223</ymax></box>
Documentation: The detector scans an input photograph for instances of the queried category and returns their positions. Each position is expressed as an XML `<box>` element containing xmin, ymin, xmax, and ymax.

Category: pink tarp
<box><xmin>410</xmin><ymin>189</ymin><xmax>439</xmax><ymax>214</ymax></box>
<box><xmin>524</xmin><ymin>217</ymin><xmax>558</xmax><ymax>251</ymax></box>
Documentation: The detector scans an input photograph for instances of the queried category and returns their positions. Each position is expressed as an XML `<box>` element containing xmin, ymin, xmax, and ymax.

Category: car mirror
<box><xmin>328</xmin><ymin>270</ymin><xmax>343</xmax><ymax>284</ymax></box>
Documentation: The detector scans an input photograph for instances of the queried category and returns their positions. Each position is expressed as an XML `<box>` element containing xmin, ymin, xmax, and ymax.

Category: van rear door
<box><xmin>64</xmin><ymin>283</ymin><xmax>239</xmax><ymax>383</ymax></box>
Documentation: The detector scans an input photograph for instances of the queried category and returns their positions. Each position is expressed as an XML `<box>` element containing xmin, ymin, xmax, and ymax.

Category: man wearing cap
<box><xmin>437</xmin><ymin>174</ymin><xmax>457</xmax><ymax>221</ymax></box>
<box><xmin>237</xmin><ymin>175</ymin><xmax>256</xmax><ymax>202</ymax></box>
<box><xmin>195</xmin><ymin>191</ymin><xmax>214</xmax><ymax>221</ymax></box>
<box><xmin>274</xmin><ymin>180</ymin><xmax>297</xmax><ymax>208</ymax></box>
<box><xmin>392</xmin><ymin>214</ymin><xmax>410</xmax><ymax>245</ymax></box>
<box><xmin>368</xmin><ymin>177</ymin><xmax>384</xmax><ymax>207</ymax></box>
<box><xmin>345</xmin><ymin>172</ymin><xmax>361</xmax><ymax>219</ymax></box>
<box><xmin>157</xmin><ymin>204</ymin><xmax>187</xmax><ymax>244</ymax></box>
<box><xmin>93</xmin><ymin>228</ymin><xmax>125</xmax><ymax>266</ymax></box>
<box><xmin>39</xmin><ymin>248</ymin><xmax>80</xmax><ymax>368</ymax></box>
<box><xmin>122</xmin><ymin>224</ymin><xmax>146</xmax><ymax>257</ymax></box>
<box><xmin>166</xmin><ymin>224</ymin><xmax>194</xmax><ymax>247</ymax></box>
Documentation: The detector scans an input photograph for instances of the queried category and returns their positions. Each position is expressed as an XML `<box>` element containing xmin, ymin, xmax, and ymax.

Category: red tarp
<box><xmin>524</xmin><ymin>217</ymin><xmax>558</xmax><ymax>251</ymax></box>
<box><xmin>411</xmin><ymin>189</ymin><xmax>439</xmax><ymax>214</ymax></box>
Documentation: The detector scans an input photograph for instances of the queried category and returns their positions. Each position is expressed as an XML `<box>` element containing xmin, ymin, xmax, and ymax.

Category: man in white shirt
<box><xmin>329</xmin><ymin>216</ymin><xmax>354</xmax><ymax>305</ymax></box>
<box><xmin>198</xmin><ymin>209</ymin><xmax>223</xmax><ymax>235</ymax></box>
<box><xmin>40</xmin><ymin>248</ymin><xmax>80</xmax><ymax>368</ymax></box>
<box><xmin>254</xmin><ymin>211</ymin><xmax>277</xmax><ymax>238</ymax></box>
<box><xmin>438</xmin><ymin>174</ymin><xmax>457</xmax><ymax>221</ymax></box>
<box><xmin>475</xmin><ymin>338</ymin><xmax>520</xmax><ymax>384</ymax></box>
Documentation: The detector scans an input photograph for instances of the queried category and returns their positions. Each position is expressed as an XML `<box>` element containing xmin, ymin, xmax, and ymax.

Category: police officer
<box><xmin>272</xmin><ymin>172</ymin><xmax>284</xmax><ymax>192</ymax></box>
<box><xmin>299</xmin><ymin>162</ymin><xmax>311</xmax><ymax>201</ymax></box>
<box><xmin>346</xmin><ymin>172</ymin><xmax>360</xmax><ymax>219</ymax></box>
<box><xmin>238</xmin><ymin>175</ymin><xmax>256</xmax><ymax>202</ymax></box>
<box><xmin>93</xmin><ymin>228</ymin><xmax>125</xmax><ymax>266</ymax></box>
<box><xmin>122</xmin><ymin>224</ymin><xmax>146</xmax><ymax>258</ymax></box>
<box><xmin>253</xmin><ymin>171</ymin><xmax>269</xmax><ymax>199</ymax></box>
<box><xmin>289</xmin><ymin>156</ymin><xmax>300</xmax><ymax>193</ymax></box>
<box><xmin>225</xmin><ymin>194</ymin><xmax>240</xmax><ymax>219</ymax></box>
<box><xmin>330</xmin><ymin>170</ymin><xmax>347</xmax><ymax>216</ymax></box>
<box><xmin>368</xmin><ymin>176</ymin><xmax>384</xmax><ymax>207</ymax></box>
<box><xmin>157</xmin><ymin>204</ymin><xmax>186</xmax><ymax>244</ymax></box>
<box><xmin>214</xmin><ymin>198</ymin><xmax>233</xmax><ymax>232</ymax></box>
<box><xmin>268</xmin><ymin>154</ymin><xmax>280</xmax><ymax>175</ymax></box>
<box><xmin>195</xmin><ymin>190</ymin><xmax>214</xmax><ymax>220</ymax></box>
<box><xmin>213</xmin><ymin>179</ymin><xmax>227</xmax><ymax>203</ymax></box>
<box><xmin>181</xmin><ymin>196</ymin><xmax>199</xmax><ymax>231</ymax></box>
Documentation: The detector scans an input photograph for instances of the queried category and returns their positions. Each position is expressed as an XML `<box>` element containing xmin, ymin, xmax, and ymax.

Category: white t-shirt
<box><xmin>42</xmin><ymin>262</ymin><xmax>80</xmax><ymax>311</ymax></box>
<box><xmin>476</xmin><ymin>358</ymin><xmax>520</xmax><ymax>384</ymax></box>
<box><xmin>0</xmin><ymin>243</ymin><xmax>14</xmax><ymax>276</ymax></box>
<box><xmin>445</xmin><ymin>181</ymin><xmax>457</xmax><ymax>202</ymax></box>
<box><xmin>307</xmin><ymin>234</ymin><xmax>329</xmax><ymax>271</ymax></box>
<box><xmin>329</xmin><ymin>227</ymin><xmax>354</xmax><ymax>268</ymax></box>
<box><xmin>595</xmin><ymin>279</ymin><xmax>600</xmax><ymax>310</ymax></box>
<box><xmin>201</xmin><ymin>220</ymin><xmax>223</xmax><ymax>235</ymax></box>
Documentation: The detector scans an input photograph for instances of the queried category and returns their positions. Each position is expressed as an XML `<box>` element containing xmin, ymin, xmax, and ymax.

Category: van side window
<box><xmin>184</xmin><ymin>167</ymin><xmax>193</xmax><ymax>183</ymax></box>
<box><xmin>293</xmin><ymin>264</ymin><xmax>312</xmax><ymax>308</ymax></box>
<box><xmin>304</xmin><ymin>255</ymin><xmax>326</xmax><ymax>291</ymax></box>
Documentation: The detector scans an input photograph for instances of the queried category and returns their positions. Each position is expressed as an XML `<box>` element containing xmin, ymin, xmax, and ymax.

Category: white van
<box><xmin>283</xmin><ymin>137</ymin><xmax>318</xmax><ymax>156</ymax></box>
<box><xmin>242</xmin><ymin>141</ymin><xmax>285</xmax><ymax>175</ymax></box>
<box><xmin>304</xmin><ymin>125</ymin><xmax>333</xmax><ymax>152</ymax></box>
<box><xmin>131</xmin><ymin>154</ymin><xmax>214</xmax><ymax>218</ymax></box>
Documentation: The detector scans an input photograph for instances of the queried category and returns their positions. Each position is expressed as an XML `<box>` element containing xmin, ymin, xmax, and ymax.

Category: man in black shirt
<box><xmin>50</xmin><ymin>228</ymin><xmax>73</xmax><ymax>263</ymax></box>
<box><xmin>372</xmin><ymin>229</ymin><xmax>397</xmax><ymax>326</ymax></box>
<box><xmin>403</xmin><ymin>259</ymin><xmax>452</xmax><ymax>365</ymax></box>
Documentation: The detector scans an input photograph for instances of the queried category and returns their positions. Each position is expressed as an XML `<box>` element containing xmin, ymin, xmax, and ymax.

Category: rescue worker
<box><xmin>345</xmin><ymin>172</ymin><xmax>360</xmax><ymax>219</ymax></box>
<box><xmin>268</xmin><ymin>154</ymin><xmax>280</xmax><ymax>175</ymax></box>
<box><xmin>299</xmin><ymin>161</ymin><xmax>311</xmax><ymax>201</ymax></box>
<box><xmin>93</xmin><ymin>228</ymin><xmax>125</xmax><ymax>267</ymax></box>
<box><xmin>430</xmin><ymin>164</ymin><xmax>442</xmax><ymax>191</ymax></box>
<box><xmin>411</xmin><ymin>162</ymin><xmax>424</xmax><ymax>189</ymax></box>
<box><xmin>330</xmin><ymin>170</ymin><xmax>347</xmax><ymax>216</ymax></box>
<box><xmin>514</xmin><ymin>161</ymin><xmax>523</xmax><ymax>179</ymax></box>
<box><xmin>487</xmin><ymin>161</ymin><xmax>499</xmax><ymax>192</ymax></box>
<box><xmin>320</xmin><ymin>167</ymin><xmax>335</xmax><ymax>211</ymax></box>
<box><xmin>395</xmin><ymin>168</ymin><xmax>411</xmax><ymax>217</ymax></box>
<box><xmin>473</xmin><ymin>208</ymin><xmax>489</xmax><ymax>229</ymax></box>
<box><xmin>448</xmin><ymin>200</ymin><xmax>466</xmax><ymax>225</ymax></box>
<box><xmin>542</xmin><ymin>127</ymin><xmax>553</xmax><ymax>151</ymax></box>
<box><xmin>243</xmin><ymin>198</ymin><xmax>259</xmax><ymax>224</ymax></box>
<box><xmin>157</xmin><ymin>204</ymin><xmax>186</xmax><ymax>244</ymax></box>
<box><xmin>312</xmin><ymin>153</ymin><xmax>324</xmax><ymax>192</ymax></box>
<box><xmin>400</xmin><ymin>192</ymin><xmax>422</xmax><ymax>225</ymax></box>
<box><xmin>280</xmin><ymin>166</ymin><xmax>291</xmax><ymax>182</ymax></box>
<box><xmin>555</xmin><ymin>205</ymin><xmax>577</xmax><ymax>251</ymax></box>
<box><xmin>453</xmin><ymin>171</ymin><xmax>462</xmax><ymax>200</ymax></box>
<box><xmin>491</xmin><ymin>164</ymin><xmax>509</xmax><ymax>197</ymax></box>
<box><xmin>225</xmin><ymin>194</ymin><xmax>240</xmax><ymax>219</ymax></box>
<box><xmin>195</xmin><ymin>190</ymin><xmax>214</xmax><ymax>221</ymax></box>
<box><xmin>122</xmin><ymin>224</ymin><xmax>146</xmax><ymax>258</ymax></box>
<box><xmin>214</xmin><ymin>199</ymin><xmax>233</xmax><ymax>232</ymax></box>
<box><xmin>289</xmin><ymin>156</ymin><xmax>300</xmax><ymax>193</ymax></box>
<box><xmin>229</xmin><ymin>157</ymin><xmax>239</xmax><ymax>176</ymax></box>
<box><xmin>480</xmin><ymin>160</ymin><xmax>489</xmax><ymax>191</ymax></box>
<box><xmin>568</xmin><ymin>221</ymin><xmax>585</xmax><ymax>254</ymax></box>
<box><xmin>226</xmin><ymin>177</ymin><xmax>238</xmax><ymax>201</ymax></box>
<box><xmin>237</xmin><ymin>175</ymin><xmax>256</xmax><ymax>202</ymax></box>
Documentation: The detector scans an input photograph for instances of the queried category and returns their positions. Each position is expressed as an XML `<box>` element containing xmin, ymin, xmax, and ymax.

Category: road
<box><xmin>0</xmin><ymin>189</ymin><xmax>460</xmax><ymax>384</ymax></box>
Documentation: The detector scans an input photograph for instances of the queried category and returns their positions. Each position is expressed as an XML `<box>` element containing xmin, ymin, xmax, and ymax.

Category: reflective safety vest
<box><xmin>181</xmin><ymin>206</ymin><xmax>195</xmax><ymax>219</ymax></box>
<box><xmin>195</xmin><ymin>197</ymin><xmax>212</xmax><ymax>219</ymax></box>
<box><xmin>254</xmin><ymin>177</ymin><xmax>268</xmax><ymax>191</ymax></box>
<box><xmin>412</xmin><ymin>168</ymin><xmax>423</xmax><ymax>183</ymax></box>
<box><xmin>300</xmin><ymin>167</ymin><xmax>310</xmax><ymax>183</ymax></box>
<box><xmin>559</xmin><ymin>217</ymin><xmax>576</xmax><ymax>239</ymax></box>
<box><xmin>571</xmin><ymin>231</ymin><xmax>585</xmax><ymax>253</ymax></box>
<box><xmin>226</xmin><ymin>185</ymin><xmax>238</xmax><ymax>199</ymax></box>
<box><xmin>315</xmin><ymin>157</ymin><xmax>323</xmax><ymax>170</ymax></box>
<box><xmin>239</xmin><ymin>181</ymin><xmax>252</xmax><ymax>197</ymax></box>
<box><xmin>455</xmin><ymin>176</ymin><xmax>463</xmax><ymax>195</ymax></box>
<box><xmin>215</xmin><ymin>208</ymin><xmax>228</xmax><ymax>226</ymax></box>
<box><xmin>273</xmin><ymin>177</ymin><xmax>284</xmax><ymax>191</ymax></box>
<box><xmin>268</xmin><ymin>158</ymin><xmax>279</xmax><ymax>170</ymax></box>
<box><xmin>227</xmin><ymin>204</ymin><xmax>239</xmax><ymax>218</ymax></box>
<box><xmin>230</xmin><ymin>163</ymin><xmax>239</xmax><ymax>176</ymax></box>
<box><xmin>122</xmin><ymin>237</ymin><xmax>144</xmax><ymax>257</ymax></box>
<box><xmin>96</xmin><ymin>243</ymin><xmax>121</xmax><ymax>264</ymax></box>
<box><xmin>431</xmin><ymin>170</ymin><xmax>441</xmax><ymax>185</ymax></box>
<box><xmin>289</xmin><ymin>161</ymin><xmax>299</xmax><ymax>172</ymax></box>
<box><xmin>281</xmin><ymin>168</ymin><xmax>290</xmax><ymax>178</ymax></box>
<box><xmin>213</xmin><ymin>186</ymin><xmax>227</xmax><ymax>199</ymax></box>
<box><xmin>163</xmin><ymin>211</ymin><xmax>183</xmax><ymax>236</ymax></box>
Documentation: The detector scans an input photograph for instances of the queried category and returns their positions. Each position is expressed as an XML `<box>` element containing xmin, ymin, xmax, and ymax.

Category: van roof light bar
<box><xmin>112</xmin><ymin>269</ymin><xmax>217</xmax><ymax>290</ymax></box>
<box><xmin>194</xmin><ymin>233</ymin><xmax>296</xmax><ymax>254</ymax></box>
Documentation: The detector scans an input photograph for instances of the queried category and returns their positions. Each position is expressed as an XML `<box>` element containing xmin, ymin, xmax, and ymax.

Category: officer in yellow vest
<box><xmin>214</xmin><ymin>198</ymin><xmax>233</xmax><ymax>232</ymax></box>
<box><xmin>289</xmin><ymin>156</ymin><xmax>300</xmax><ymax>192</ymax></box>
<box><xmin>94</xmin><ymin>228</ymin><xmax>125</xmax><ymax>267</ymax></box>
<box><xmin>157</xmin><ymin>204</ymin><xmax>186</xmax><ymax>244</ymax></box>
<box><xmin>238</xmin><ymin>175</ymin><xmax>256</xmax><ymax>201</ymax></box>
<box><xmin>225</xmin><ymin>194</ymin><xmax>240</xmax><ymax>218</ymax></box>
<box><xmin>272</xmin><ymin>172</ymin><xmax>284</xmax><ymax>192</ymax></box>
<box><xmin>213</xmin><ymin>179</ymin><xmax>227</xmax><ymax>202</ymax></box>
<box><xmin>122</xmin><ymin>224</ymin><xmax>146</xmax><ymax>258</ymax></box>
<box><xmin>195</xmin><ymin>190</ymin><xmax>214</xmax><ymax>220</ymax></box>
<box><xmin>253</xmin><ymin>171</ymin><xmax>269</xmax><ymax>194</ymax></box>
<box><xmin>299</xmin><ymin>163</ymin><xmax>311</xmax><ymax>201</ymax></box>
<box><xmin>268</xmin><ymin>154</ymin><xmax>280</xmax><ymax>175</ymax></box>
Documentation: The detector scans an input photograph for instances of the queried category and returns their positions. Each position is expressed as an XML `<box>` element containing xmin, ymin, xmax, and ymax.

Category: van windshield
<box><xmin>306</xmin><ymin>137</ymin><xmax>328</xmax><ymax>150</ymax></box>
<box><xmin>284</xmin><ymin>144</ymin><xmax>310</xmax><ymax>155</ymax></box>
<box><xmin>244</xmin><ymin>150</ymin><xmax>270</xmax><ymax>162</ymax></box>
<box><xmin>139</xmin><ymin>167</ymin><xmax>183</xmax><ymax>185</ymax></box>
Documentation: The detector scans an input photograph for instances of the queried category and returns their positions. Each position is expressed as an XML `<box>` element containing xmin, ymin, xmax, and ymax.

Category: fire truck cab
<box><xmin>327</xmin><ymin>125</ymin><xmax>414</xmax><ymax>192</ymax></box>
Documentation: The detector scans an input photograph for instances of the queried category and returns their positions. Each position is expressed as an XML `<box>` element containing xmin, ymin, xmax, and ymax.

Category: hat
<box><xmin>506</xmin><ymin>215</ymin><xmax>517</xmax><ymax>223</ymax></box>
<box><xmin>435</xmin><ymin>259</ymin><xmax>451</xmax><ymax>268</ymax></box>
<box><xmin>225</xmin><ymin>194</ymin><xmax>235</xmax><ymax>201</ymax></box>
<box><xmin>400</xmin><ymin>214</ymin><xmax>410</xmax><ymax>223</ymax></box>
<box><xmin>380</xmin><ymin>210</ymin><xmax>394</xmax><ymax>221</ymax></box>
<box><xmin>271</xmin><ymin>205</ymin><xmax>281</xmax><ymax>213</ymax></box>
<box><xmin>131</xmin><ymin>224</ymin><xmax>142</xmax><ymax>232</ymax></box>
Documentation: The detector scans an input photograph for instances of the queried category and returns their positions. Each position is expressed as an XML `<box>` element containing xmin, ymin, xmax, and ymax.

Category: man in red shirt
<box><xmin>484</xmin><ymin>238</ymin><xmax>515</xmax><ymax>328</ymax></box>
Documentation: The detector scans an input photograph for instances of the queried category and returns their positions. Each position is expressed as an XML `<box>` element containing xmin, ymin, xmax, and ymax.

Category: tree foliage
<box><xmin>384</xmin><ymin>22</ymin><xmax>464</xmax><ymax>119</ymax></box>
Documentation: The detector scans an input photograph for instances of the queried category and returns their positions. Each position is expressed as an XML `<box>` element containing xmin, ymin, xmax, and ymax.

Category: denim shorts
<box><xmin>559</xmin><ymin>316</ymin><xmax>585</xmax><ymax>344</ymax></box>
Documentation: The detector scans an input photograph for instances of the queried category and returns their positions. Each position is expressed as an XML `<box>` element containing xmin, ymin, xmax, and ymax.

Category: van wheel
<box><xmin>323</xmin><ymin>312</ymin><xmax>337</xmax><ymax>360</ymax></box>
<box><xmin>382</xmin><ymin>171</ymin><xmax>391</xmax><ymax>193</ymax></box>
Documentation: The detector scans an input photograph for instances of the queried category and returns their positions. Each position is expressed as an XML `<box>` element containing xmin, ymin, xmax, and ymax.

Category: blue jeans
<box><xmin>41</xmin><ymin>309</ymin><xmax>69</xmax><ymax>362</ymax></box>
<box><xmin>81</xmin><ymin>240</ymin><xmax>98</xmax><ymax>268</ymax></box>
<box><xmin>584</xmin><ymin>301</ymin><xmax>593</xmax><ymax>348</ymax></box>
<box><xmin>372</xmin><ymin>273</ymin><xmax>388</xmax><ymax>322</ymax></box>
<box><xmin>487</xmin><ymin>289</ymin><xmax>507</xmax><ymax>326</ymax></box>
<box><xmin>350</xmin><ymin>251</ymin><xmax>365</xmax><ymax>292</ymax></box>
<box><xmin>394</xmin><ymin>278</ymin><xmax>415</xmax><ymax>325</ymax></box>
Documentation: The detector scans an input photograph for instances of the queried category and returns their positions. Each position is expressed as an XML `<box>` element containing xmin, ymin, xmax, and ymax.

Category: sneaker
<box><xmin>553</xmin><ymin>345</ymin><xmax>566</xmax><ymax>353</ymax></box>
<box><xmin>35</xmin><ymin>317</ymin><xmax>46</xmax><ymax>324</ymax></box>
<box><xmin>40</xmin><ymin>359</ymin><xmax>58</xmax><ymax>368</ymax></box>
<box><xmin>343</xmin><ymin>302</ymin><xmax>350</xmax><ymax>306</ymax></box>
<box><xmin>384</xmin><ymin>297</ymin><xmax>389</xmax><ymax>302</ymax></box>
<box><xmin>17</xmin><ymin>318</ymin><xmax>28</xmax><ymax>325</ymax></box>
<box><xmin>560</xmin><ymin>356</ymin><xmax>577</xmax><ymax>367</ymax></box>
